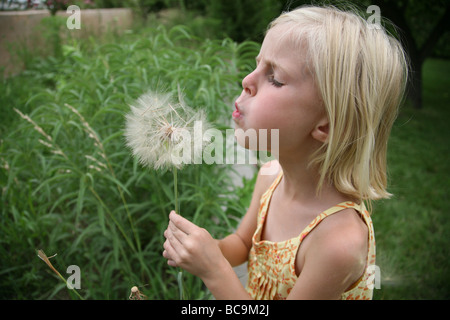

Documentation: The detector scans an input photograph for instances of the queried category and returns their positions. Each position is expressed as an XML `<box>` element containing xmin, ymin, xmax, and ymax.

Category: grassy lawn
<box><xmin>372</xmin><ymin>58</ymin><xmax>450</xmax><ymax>299</ymax></box>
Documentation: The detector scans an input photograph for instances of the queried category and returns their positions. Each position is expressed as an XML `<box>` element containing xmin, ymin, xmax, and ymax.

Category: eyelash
<box><xmin>268</xmin><ymin>75</ymin><xmax>284</xmax><ymax>88</ymax></box>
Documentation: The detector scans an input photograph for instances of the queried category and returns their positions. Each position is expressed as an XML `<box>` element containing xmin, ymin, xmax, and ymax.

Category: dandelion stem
<box><xmin>177</xmin><ymin>270</ymin><xmax>184</xmax><ymax>300</ymax></box>
<box><xmin>173</xmin><ymin>167</ymin><xmax>179</xmax><ymax>215</ymax></box>
<box><xmin>172</xmin><ymin>167</ymin><xmax>185</xmax><ymax>299</ymax></box>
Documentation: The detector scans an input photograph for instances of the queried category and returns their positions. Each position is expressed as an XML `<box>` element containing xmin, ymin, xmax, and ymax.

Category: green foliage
<box><xmin>1</xmin><ymin>6</ymin><xmax>448</xmax><ymax>300</ymax></box>
<box><xmin>200</xmin><ymin>0</ymin><xmax>284</xmax><ymax>42</ymax></box>
<box><xmin>43</xmin><ymin>0</ymin><xmax>71</xmax><ymax>15</ymax></box>
<box><xmin>39</xmin><ymin>15</ymin><xmax>68</xmax><ymax>58</ymax></box>
<box><xmin>372</xmin><ymin>58</ymin><xmax>450</xmax><ymax>299</ymax></box>
<box><xmin>0</xmin><ymin>24</ymin><xmax>259</xmax><ymax>299</ymax></box>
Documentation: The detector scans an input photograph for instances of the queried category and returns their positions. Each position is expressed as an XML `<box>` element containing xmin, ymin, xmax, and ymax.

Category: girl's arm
<box><xmin>217</xmin><ymin>161</ymin><xmax>281</xmax><ymax>266</ymax></box>
<box><xmin>163</xmin><ymin>161</ymin><xmax>280</xmax><ymax>299</ymax></box>
<box><xmin>164</xmin><ymin>210</ymin><xmax>252</xmax><ymax>299</ymax></box>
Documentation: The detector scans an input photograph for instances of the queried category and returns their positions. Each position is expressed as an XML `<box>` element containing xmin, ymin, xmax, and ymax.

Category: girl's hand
<box><xmin>163</xmin><ymin>211</ymin><xmax>227</xmax><ymax>281</ymax></box>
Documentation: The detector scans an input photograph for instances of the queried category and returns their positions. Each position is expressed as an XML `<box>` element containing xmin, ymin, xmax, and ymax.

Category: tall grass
<box><xmin>0</xmin><ymin>22</ymin><xmax>260</xmax><ymax>299</ymax></box>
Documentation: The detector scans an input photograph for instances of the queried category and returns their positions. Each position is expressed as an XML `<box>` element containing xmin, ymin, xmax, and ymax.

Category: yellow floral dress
<box><xmin>246</xmin><ymin>171</ymin><xmax>376</xmax><ymax>300</ymax></box>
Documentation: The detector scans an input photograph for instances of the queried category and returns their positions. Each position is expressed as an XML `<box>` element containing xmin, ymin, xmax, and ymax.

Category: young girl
<box><xmin>162</xmin><ymin>5</ymin><xmax>408</xmax><ymax>300</ymax></box>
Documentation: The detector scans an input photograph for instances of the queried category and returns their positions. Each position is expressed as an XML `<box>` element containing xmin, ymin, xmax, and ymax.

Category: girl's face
<box><xmin>234</xmin><ymin>24</ymin><xmax>326</xmax><ymax>155</ymax></box>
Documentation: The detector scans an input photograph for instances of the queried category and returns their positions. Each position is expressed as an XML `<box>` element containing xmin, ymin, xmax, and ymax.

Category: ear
<box><xmin>311</xmin><ymin>119</ymin><xmax>329</xmax><ymax>143</ymax></box>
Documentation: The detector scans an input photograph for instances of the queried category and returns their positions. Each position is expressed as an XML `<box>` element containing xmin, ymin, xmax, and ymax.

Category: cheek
<box><xmin>248</xmin><ymin>95</ymin><xmax>287</xmax><ymax>128</ymax></box>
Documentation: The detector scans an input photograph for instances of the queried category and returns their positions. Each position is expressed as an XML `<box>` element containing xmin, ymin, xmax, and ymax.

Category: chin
<box><xmin>234</xmin><ymin>127</ymin><xmax>278</xmax><ymax>154</ymax></box>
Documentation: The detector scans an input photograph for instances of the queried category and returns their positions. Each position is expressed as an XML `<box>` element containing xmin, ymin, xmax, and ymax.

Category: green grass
<box><xmin>372</xmin><ymin>58</ymin><xmax>450</xmax><ymax>300</ymax></box>
<box><xmin>0</xmin><ymin>20</ymin><xmax>259</xmax><ymax>300</ymax></box>
<box><xmin>0</xmin><ymin>15</ymin><xmax>448</xmax><ymax>299</ymax></box>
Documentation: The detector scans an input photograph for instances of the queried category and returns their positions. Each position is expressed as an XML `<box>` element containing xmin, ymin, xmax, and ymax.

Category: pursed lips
<box><xmin>232</xmin><ymin>102</ymin><xmax>242</xmax><ymax>120</ymax></box>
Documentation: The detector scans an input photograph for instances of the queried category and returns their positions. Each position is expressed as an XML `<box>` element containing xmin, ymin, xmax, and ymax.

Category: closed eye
<box><xmin>268</xmin><ymin>75</ymin><xmax>284</xmax><ymax>87</ymax></box>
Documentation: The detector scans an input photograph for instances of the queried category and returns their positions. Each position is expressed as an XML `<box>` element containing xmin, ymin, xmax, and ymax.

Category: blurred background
<box><xmin>0</xmin><ymin>0</ymin><xmax>449</xmax><ymax>300</ymax></box>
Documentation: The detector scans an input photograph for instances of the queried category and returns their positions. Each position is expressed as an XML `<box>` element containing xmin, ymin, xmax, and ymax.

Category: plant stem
<box><xmin>172</xmin><ymin>167</ymin><xmax>184</xmax><ymax>299</ymax></box>
<box><xmin>89</xmin><ymin>186</ymin><xmax>136</xmax><ymax>253</ymax></box>
<box><xmin>177</xmin><ymin>270</ymin><xmax>184</xmax><ymax>300</ymax></box>
<box><xmin>57</xmin><ymin>273</ymin><xmax>85</xmax><ymax>300</ymax></box>
<box><xmin>173</xmin><ymin>167</ymin><xmax>179</xmax><ymax>215</ymax></box>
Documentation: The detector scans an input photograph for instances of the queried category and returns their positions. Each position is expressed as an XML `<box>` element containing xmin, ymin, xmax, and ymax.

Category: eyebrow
<box><xmin>256</xmin><ymin>55</ymin><xmax>288</xmax><ymax>76</ymax></box>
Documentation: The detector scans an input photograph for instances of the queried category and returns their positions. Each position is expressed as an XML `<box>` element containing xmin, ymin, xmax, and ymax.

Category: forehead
<box><xmin>258</xmin><ymin>24</ymin><xmax>307</xmax><ymax>70</ymax></box>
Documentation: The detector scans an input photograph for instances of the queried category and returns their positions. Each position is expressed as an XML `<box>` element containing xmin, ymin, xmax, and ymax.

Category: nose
<box><xmin>242</xmin><ymin>70</ymin><xmax>257</xmax><ymax>97</ymax></box>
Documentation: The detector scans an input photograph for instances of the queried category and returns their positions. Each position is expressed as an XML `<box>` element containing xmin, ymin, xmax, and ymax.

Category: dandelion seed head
<box><xmin>125</xmin><ymin>89</ymin><xmax>211</xmax><ymax>170</ymax></box>
<box><xmin>129</xmin><ymin>286</ymin><xmax>147</xmax><ymax>300</ymax></box>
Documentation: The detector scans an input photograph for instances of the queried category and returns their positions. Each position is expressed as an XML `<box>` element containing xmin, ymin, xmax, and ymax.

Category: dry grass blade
<box><xmin>36</xmin><ymin>249</ymin><xmax>85</xmax><ymax>300</ymax></box>
<box><xmin>36</xmin><ymin>249</ymin><xmax>62</xmax><ymax>277</ymax></box>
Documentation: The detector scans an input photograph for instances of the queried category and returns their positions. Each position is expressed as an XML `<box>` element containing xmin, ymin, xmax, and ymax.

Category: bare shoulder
<box><xmin>319</xmin><ymin>208</ymin><xmax>368</xmax><ymax>241</ymax></box>
<box><xmin>289</xmin><ymin>208</ymin><xmax>370</xmax><ymax>299</ymax></box>
<box><xmin>306</xmin><ymin>208</ymin><xmax>368</xmax><ymax>280</ymax></box>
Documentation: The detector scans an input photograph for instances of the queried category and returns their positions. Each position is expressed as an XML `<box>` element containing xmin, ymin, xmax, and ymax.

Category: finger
<box><xmin>162</xmin><ymin>249</ymin><xmax>177</xmax><ymax>267</ymax></box>
<box><xmin>163</xmin><ymin>239</ymin><xmax>179</xmax><ymax>267</ymax></box>
<box><xmin>164</xmin><ymin>225</ymin><xmax>187</xmax><ymax>261</ymax></box>
<box><xmin>163</xmin><ymin>227</ymin><xmax>182</xmax><ymax>267</ymax></box>
<box><xmin>162</xmin><ymin>246</ymin><xmax>171</xmax><ymax>259</ymax></box>
<box><xmin>168</xmin><ymin>220</ymin><xmax>188</xmax><ymax>243</ymax></box>
<box><xmin>167</xmin><ymin>259</ymin><xmax>177</xmax><ymax>267</ymax></box>
<box><xmin>169</xmin><ymin>211</ymin><xmax>198</xmax><ymax>235</ymax></box>
<box><xmin>164</xmin><ymin>223</ymin><xmax>185</xmax><ymax>246</ymax></box>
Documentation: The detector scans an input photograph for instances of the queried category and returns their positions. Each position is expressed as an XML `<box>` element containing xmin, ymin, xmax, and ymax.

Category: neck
<box><xmin>275</xmin><ymin>148</ymin><xmax>346</xmax><ymax>206</ymax></box>
<box><xmin>276</xmin><ymin>152</ymin><xmax>321</xmax><ymax>201</ymax></box>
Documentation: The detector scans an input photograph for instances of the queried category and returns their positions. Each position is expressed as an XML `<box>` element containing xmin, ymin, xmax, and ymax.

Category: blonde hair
<box><xmin>269</xmin><ymin>5</ymin><xmax>408</xmax><ymax>201</ymax></box>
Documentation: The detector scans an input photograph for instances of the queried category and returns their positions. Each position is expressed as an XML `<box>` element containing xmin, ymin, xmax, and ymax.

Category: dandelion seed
<box><xmin>124</xmin><ymin>89</ymin><xmax>211</xmax><ymax>171</ymax></box>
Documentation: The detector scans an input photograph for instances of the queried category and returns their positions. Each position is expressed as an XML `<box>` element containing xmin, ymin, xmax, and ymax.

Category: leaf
<box><xmin>100</xmin><ymin>173</ymin><xmax>131</xmax><ymax>197</ymax></box>
<box><xmin>76</xmin><ymin>175</ymin><xmax>86</xmax><ymax>220</ymax></box>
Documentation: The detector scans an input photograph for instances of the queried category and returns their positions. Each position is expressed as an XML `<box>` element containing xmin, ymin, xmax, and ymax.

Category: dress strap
<box><xmin>257</xmin><ymin>170</ymin><xmax>284</xmax><ymax>226</ymax></box>
<box><xmin>262</xmin><ymin>170</ymin><xmax>283</xmax><ymax>198</ymax></box>
<box><xmin>299</xmin><ymin>202</ymin><xmax>363</xmax><ymax>242</ymax></box>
